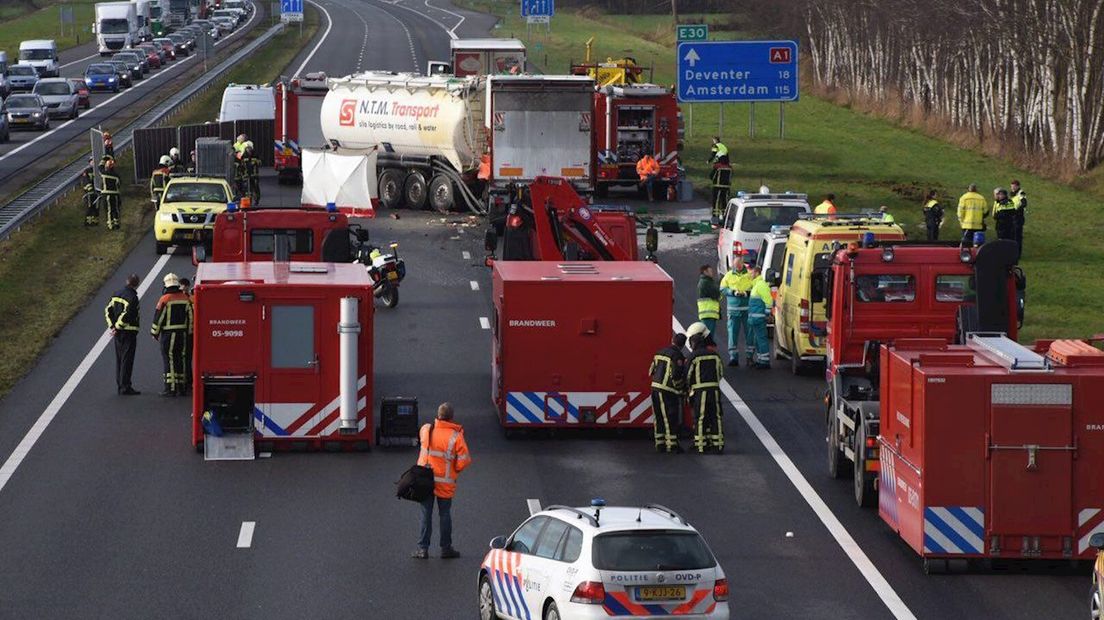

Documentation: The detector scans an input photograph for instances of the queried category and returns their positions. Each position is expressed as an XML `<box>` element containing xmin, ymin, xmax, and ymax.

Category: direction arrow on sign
<box><xmin>677</xmin><ymin>40</ymin><xmax>799</xmax><ymax>103</ymax></box>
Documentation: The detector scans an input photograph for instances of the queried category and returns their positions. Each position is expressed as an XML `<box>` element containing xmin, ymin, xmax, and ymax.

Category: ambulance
<box><xmin>770</xmin><ymin>214</ymin><xmax>904</xmax><ymax>373</ymax></box>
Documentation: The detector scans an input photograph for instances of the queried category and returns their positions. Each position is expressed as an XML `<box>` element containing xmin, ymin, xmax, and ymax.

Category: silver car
<box><xmin>3</xmin><ymin>93</ymin><xmax>50</xmax><ymax>130</ymax></box>
<box><xmin>7</xmin><ymin>64</ymin><xmax>39</xmax><ymax>92</ymax></box>
<box><xmin>32</xmin><ymin>78</ymin><xmax>79</xmax><ymax>119</ymax></box>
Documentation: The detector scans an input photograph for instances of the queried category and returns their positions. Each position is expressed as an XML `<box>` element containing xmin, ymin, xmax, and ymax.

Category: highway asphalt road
<box><xmin>0</xmin><ymin>3</ymin><xmax>264</xmax><ymax>188</ymax></box>
<box><xmin>0</xmin><ymin>1</ymin><xmax>1089</xmax><ymax>618</ymax></box>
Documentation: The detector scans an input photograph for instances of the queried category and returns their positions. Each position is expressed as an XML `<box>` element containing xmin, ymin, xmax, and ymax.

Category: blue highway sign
<box><xmin>281</xmin><ymin>0</ymin><xmax>303</xmax><ymax>13</ymax></box>
<box><xmin>677</xmin><ymin>40</ymin><xmax>798</xmax><ymax>103</ymax></box>
<box><xmin>521</xmin><ymin>0</ymin><xmax>554</xmax><ymax>17</ymax></box>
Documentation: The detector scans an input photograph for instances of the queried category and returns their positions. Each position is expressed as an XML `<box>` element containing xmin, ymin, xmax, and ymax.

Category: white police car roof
<box><xmin>543</xmin><ymin>504</ymin><xmax>694</xmax><ymax>532</ymax></box>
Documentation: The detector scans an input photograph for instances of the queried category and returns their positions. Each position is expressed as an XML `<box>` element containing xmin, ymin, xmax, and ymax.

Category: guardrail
<box><xmin>0</xmin><ymin>21</ymin><xmax>286</xmax><ymax>241</ymax></box>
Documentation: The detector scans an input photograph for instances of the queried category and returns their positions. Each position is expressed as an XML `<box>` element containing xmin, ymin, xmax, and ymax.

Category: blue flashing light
<box><xmin>861</xmin><ymin>232</ymin><xmax>876</xmax><ymax>248</ymax></box>
<box><xmin>972</xmin><ymin>232</ymin><xmax>985</xmax><ymax>247</ymax></box>
<box><xmin>226</xmin><ymin>202</ymin><xmax>238</xmax><ymax>212</ymax></box>
<box><xmin>326</xmin><ymin>202</ymin><xmax>337</xmax><ymax>213</ymax></box>
<box><xmin>591</xmin><ymin>498</ymin><xmax>606</xmax><ymax>507</ymax></box>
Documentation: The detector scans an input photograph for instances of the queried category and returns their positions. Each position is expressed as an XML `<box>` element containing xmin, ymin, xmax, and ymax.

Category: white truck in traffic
<box><xmin>131</xmin><ymin>0</ymin><xmax>152</xmax><ymax>42</ymax></box>
<box><xmin>94</xmin><ymin>2</ymin><xmax>140</xmax><ymax>55</ymax></box>
<box><xmin>319</xmin><ymin>72</ymin><xmax>595</xmax><ymax>214</ymax></box>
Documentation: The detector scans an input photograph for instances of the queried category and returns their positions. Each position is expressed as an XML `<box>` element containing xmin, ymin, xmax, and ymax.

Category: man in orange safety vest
<box><xmin>636</xmin><ymin>153</ymin><xmax>660</xmax><ymax>201</ymax></box>
<box><xmin>413</xmin><ymin>402</ymin><xmax>472</xmax><ymax>559</ymax></box>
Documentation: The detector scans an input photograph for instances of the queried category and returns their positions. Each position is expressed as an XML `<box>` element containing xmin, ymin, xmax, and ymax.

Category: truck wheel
<box><xmin>155</xmin><ymin>240</ymin><xmax>167</xmax><ymax>255</ymax></box>
<box><xmin>427</xmin><ymin>174</ymin><xmax>453</xmax><ymax>213</ymax></box>
<box><xmin>827</xmin><ymin>392</ymin><xmax>844</xmax><ymax>479</ymax></box>
<box><xmin>378</xmin><ymin>169</ymin><xmax>404</xmax><ymax>209</ymax></box>
<box><xmin>403</xmin><ymin>171</ymin><xmax>428</xmax><ymax>210</ymax></box>
<box><xmin>854</xmin><ymin>425</ymin><xmax>876</xmax><ymax>508</ymax></box>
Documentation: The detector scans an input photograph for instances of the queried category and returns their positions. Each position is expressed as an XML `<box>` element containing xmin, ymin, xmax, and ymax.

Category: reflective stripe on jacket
<box><xmin>697</xmin><ymin>274</ymin><xmax>720</xmax><ymax>320</ymax></box>
<box><xmin>151</xmin><ymin>289</ymin><xmax>193</xmax><ymax>337</ymax></box>
<box><xmin>105</xmin><ymin>286</ymin><xmax>140</xmax><ymax>331</ymax></box>
<box><xmin>686</xmin><ymin>346</ymin><xmax>723</xmax><ymax>396</ymax></box>
<box><xmin>720</xmin><ymin>268</ymin><xmax>754</xmax><ymax>312</ymax></box>
<box><xmin>650</xmin><ymin>345</ymin><xmax>685</xmax><ymax>393</ymax></box>
<box><xmin>957</xmin><ymin>191</ymin><xmax>988</xmax><ymax>230</ymax></box>
<box><xmin>748</xmin><ymin>277</ymin><xmax>773</xmax><ymax>319</ymax></box>
<box><xmin>417</xmin><ymin>419</ymin><xmax>471</xmax><ymax>499</ymax></box>
<box><xmin>636</xmin><ymin>156</ymin><xmax>659</xmax><ymax>179</ymax></box>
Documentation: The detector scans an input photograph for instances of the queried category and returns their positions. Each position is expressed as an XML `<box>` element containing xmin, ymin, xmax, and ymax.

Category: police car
<box><xmin>716</xmin><ymin>187</ymin><xmax>809</xmax><ymax>272</ymax></box>
<box><xmin>478</xmin><ymin>500</ymin><xmax>729</xmax><ymax>619</ymax></box>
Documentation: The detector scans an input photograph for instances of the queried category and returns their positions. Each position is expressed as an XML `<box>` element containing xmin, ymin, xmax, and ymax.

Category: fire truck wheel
<box><xmin>404</xmin><ymin>171</ymin><xmax>428</xmax><ymax>210</ymax></box>
<box><xmin>853</xmin><ymin>426</ymin><xmax>876</xmax><ymax>508</ymax></box>
<box><xmin>378</xmin><ymin>169</ymin><xmax>404</xmax><ymax>209</ymax></box>
<box><xmin>922</xmin><ymin>558</ymin><xmax>948</xmax><ymax>575</ymax></box>
<box><xmin>827</xmin><ymin>395</ymin><xmax>844</xmax><ymax>479</ymax></box>
<box><xmin>428</xmin><ymin>175</ymin><xmax>454</xmax><ymax>213</ymax></box>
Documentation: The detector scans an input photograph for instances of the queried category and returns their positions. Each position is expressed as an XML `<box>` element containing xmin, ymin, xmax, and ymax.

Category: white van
<box><xmin>18</xmin><ymin>40</ymin><xmax>59</xmax><ymax>77</ymax></box>
<box><xmin>94</xmin><ymin>2</ymin><xmax>139</xmax><ymax>55</ymax></box>
<box><xmin>218</xmin><ymin>84</ymin><xmax>275</xmax><ymax>122</ymax></box>
<box><xmin>716</xmin><ymin>186</ymin><xmax>810</xmax><ymax>271</ymax></box>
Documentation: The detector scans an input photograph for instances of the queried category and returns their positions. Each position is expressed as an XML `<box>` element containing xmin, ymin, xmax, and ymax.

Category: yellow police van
<box><xmin>769</xmin><ymin>214</ymin><xmax>905</xmax><ymax>373</ymax></box>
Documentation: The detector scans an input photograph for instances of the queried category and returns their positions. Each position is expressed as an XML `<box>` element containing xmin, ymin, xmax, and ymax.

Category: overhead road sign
<box><xmin>677</xmin><ymin>40</ymin><xmax>798</xmax><ymax>103</ymax></box>
<box><xmin>676</xmin><ymin>24</ymin><xmax>708</xmax><ymax>41</ymax></box>
<box><xmin>521</xmin><ymin>0</ymin><xmax>554</xmax><ymax>17</ymax></box>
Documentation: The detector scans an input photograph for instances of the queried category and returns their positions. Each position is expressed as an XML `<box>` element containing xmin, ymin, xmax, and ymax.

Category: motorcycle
<box><xmin>350</xmin><ymin>225</ymin><xmax>406</xmax><ymax>308</ymax></box>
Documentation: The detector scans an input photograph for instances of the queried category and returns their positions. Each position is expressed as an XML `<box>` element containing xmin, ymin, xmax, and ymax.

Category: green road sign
<box><xmin>677</xmin><ymin>24</ymin><xmax>708</xmax><ymax>42</ymax></box>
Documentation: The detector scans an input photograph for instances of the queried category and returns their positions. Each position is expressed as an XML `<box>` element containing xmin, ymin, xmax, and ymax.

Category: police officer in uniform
<box><xmin>685</xmin><ymin>322</ymin><xmax>724</xmax><ymax>454</ymax></box>
<box><xmin>81</xmin><ymin>158</ymin><xmax>99</xmax><ymax>227</ymax></box>
<box><xmin>1010</xmin><ymin>179</ymin><xmax>1027</xmax><ymax>258</ymax></box>
<box><xmin>992</xmin><ymin>187</ymin><xmax>1017</xmax><ymax>245</ymax></box>
<box><xmin>105</xmin><ymin>274</ymin><xmax>142</xmax><ymax>395</ymax></box>
<box><xmin>150</xmin><ymin>273</ymin><xmax>194</xmax><ymax>396</ymax></box>
<box><xmin>922</xmin><ymin>189</ymin><xmax>943</xmax><ymax>241</ymax></box>
<box><xmin>99</xmin><ymin>156</ymin><xmax>122</xmax><ymax>230</ymax></box>
<box><xmin>649</xmin><ymin>333</ymin><xmax>687</xmax><ymax>453</ymax></box>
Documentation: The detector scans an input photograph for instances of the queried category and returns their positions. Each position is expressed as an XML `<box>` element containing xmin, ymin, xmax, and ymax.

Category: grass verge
<box><xmin>0</xmin><ymin>8</ymin><xmax>319</xmax><ymax>399</ymax></box>
<box><xmin>459</xmin><ymin>2</ymin><xmax>1101</xmax><ymax>341</ymax></box>
<box><xmin>0</xmin><ymin>1</ymin><xmax>100</xmax><ymax>56</ymax></box>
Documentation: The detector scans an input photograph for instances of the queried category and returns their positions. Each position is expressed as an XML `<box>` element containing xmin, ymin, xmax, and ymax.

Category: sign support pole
<box><xmin>688</xmin><ymin>103</ymin><xmax>693</xmax><ymax>138</ymax></box>
<box><xmin>719</xmin><ymin>103</ymin><xmax>724</xmax><ymax>138</ymax></box>
<box><xmin>779</xmin><ymin>102</ymin><xmax>785</xmax><ymax>140</ymax></box>
<box><xmin>749</xmin><ymin>102</ymin><xmax>755</xmax><ymax>138</ymax></box>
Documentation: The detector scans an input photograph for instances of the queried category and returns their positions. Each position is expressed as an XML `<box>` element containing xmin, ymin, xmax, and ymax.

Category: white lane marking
<box><xmin>0</xmin><ymin>252</ymin><xmax>173</xmax><ymax>495</ymax></box>
<box><xmin>469</xmin><ymin>280</ymin><xmax>479</xmax><ymax>291</ymax></box>
<box><xmin>259</xmin><ymin>451</ymin><xmax>273</xmax><ymax>458</ymax></box>
<box><xmin>479</xmin><ymin>316</ymin><xmax>490</xmax><ymax>330</ymax></box>
<box><xmin>425</xmin><ymin>0</ymin><xmax>463</xmax><ymax>39</ymax></box>
<box><xmin>0</xmin><ymin>2</ymin><xmax>260</xmax><ymax>163</ymax></box>
<box><xmin>373</xmin><ymin>3</ymin><xmax>420</xmax><ymax>72</ymax></box>
<box><xmin>390</xmin><ymin>0</ymin><xmax>459</xmax><ymax>41</ymax></box>
<box><xmin>294</xmin><ymin>0</ymin><xmax>334</xmax><ymax>75</ymax></box>
<box><xmin>526</xmin><ymin>498</ymin><xmax>541</xmax><ymax>516</ymax></box>
<box><xmin>671</xmin><ymin>316</ymin><xmax>917</xmax><ymax>620</ymax></box>
<box><xmin>461</xmin><ymin>250</ymin><xmax>471</xmax><ymax>260</ymax></box>
<box><xmin>60</xmin><ymin>52</ymin><xmax>101</xmax><ymax>70</ymax></box>
<box><xmin>237</xmin><ymin>521</ymin><xmax>257</xmax><ymax>548</ymax></box>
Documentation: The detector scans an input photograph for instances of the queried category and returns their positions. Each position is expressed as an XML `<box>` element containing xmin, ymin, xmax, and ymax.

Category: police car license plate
<box><xmin>637</xmin><ymin>586</ymin><xmax>685</xmax><ymax>601</ymax></box>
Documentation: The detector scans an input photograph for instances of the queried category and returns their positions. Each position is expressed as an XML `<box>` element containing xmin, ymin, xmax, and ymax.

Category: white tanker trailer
<box><xmin>320</xmin><ymin>72</ymin><xmax>596</xmax><ymax>215</ymax></box>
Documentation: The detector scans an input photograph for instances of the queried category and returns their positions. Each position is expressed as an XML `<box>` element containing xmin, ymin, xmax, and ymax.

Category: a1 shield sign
<box><xmin>677</xmin><ymin>40</ymin><xmax>799</xmax><ymax>103</ymax></box>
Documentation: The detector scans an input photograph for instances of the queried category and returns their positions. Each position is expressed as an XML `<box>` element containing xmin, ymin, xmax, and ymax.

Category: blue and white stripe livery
<box><xmin>923</xmin><ymin>506</ymin><xmax>985</xmax><ymax>555</ymax></box>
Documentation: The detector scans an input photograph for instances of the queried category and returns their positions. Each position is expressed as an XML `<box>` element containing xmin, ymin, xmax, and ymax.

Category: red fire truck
<box><xmin>196</xmin><ymin>206</ymin><xmax>355</xmax><ymax>264</ymax></box>
<box><xmin>592</xmin><ymin>84</ymin><xmax>682</xmax><ymax>198</ymax></box>
<box><xmin>878</xmin><ymin>334</ymin><xmax>1104</xmax><ymax>570</ymax></box>
<box><xmin>824</xmin><ymin>239</ymin><xmax>1025</xmax><ymax>507</ymax></box>
<box><xmin>192</xmin><ymin>261</ymin><xmax>374</xmax><ymax>458</ymax></box>
<box><xmin>491</xmin><ymin>261</ymin><xmax>673</xmax><ymax>431</ymax></box>
<box><xmin>274</xmin><ymin>73</ymin><xmax>329</xmax><ymax>184</ymax></box>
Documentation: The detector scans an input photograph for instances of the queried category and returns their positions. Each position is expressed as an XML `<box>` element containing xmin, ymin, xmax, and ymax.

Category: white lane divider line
<box><xmin>295</xmin><ymin>0</ymin><xmax>334</xmax><ymax>75</ymax></box>
<box><xmin>671</xmin><ymin>316</ymin><xmax>917</xmax><ymax>620</ymax></box>
<box><xmin>425</xmin><ymin>0</ymin><xmax>465</xmax><ymax>39</ymax></box>
<box><xmin>237</xmin><ymin>521</ymin><xmax>256</xmax><ymax>548</ymax></box>
<box><xmin>526</xmin><ymin>498</ymin><xmax>542</xmax><ymax>516</ymax></box>
<box><xmin>479</xmin><ymin>316</ymin><xmax>490</xmax><ymax>330</ymax></box>
<box><xmin>0</xmin><ymin>252</ymin><xmax>173</xmax><ymax>495</ymax></box>
<box><xmin>461</xmin><ymin>250</ymin><xmax>471</xmax><ymax>260</ymax></box>
<box><xmin>469</xmin><ymin>280</ymin><xmax>479</xmax><ymax>291</ymax></box>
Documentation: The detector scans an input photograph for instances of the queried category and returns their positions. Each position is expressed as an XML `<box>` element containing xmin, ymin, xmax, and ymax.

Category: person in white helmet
<box><xmin>685</xmin><ymin>322</ymin><xmax>725</xmax><ymax>453</ymax></box>
<box><xmin>151</xmin><ymin>273</ymin><xmax>194</xmax><ymax>396</ymax></box>
<box><xmin>150</xmin><ymin>155</ymin><xmax>172</xmax><ymax>206</ymax></box>
<box><xmin>167</xmin><ymin>147</ymin><xmax>184</xmax><ymax>175</ymax></box>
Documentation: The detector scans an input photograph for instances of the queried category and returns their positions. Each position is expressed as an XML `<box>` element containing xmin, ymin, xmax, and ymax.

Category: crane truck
<box><xmin>823</xmin><ymin>238</ymin><xmax>1025</xmax><ymax>507</ymax></box>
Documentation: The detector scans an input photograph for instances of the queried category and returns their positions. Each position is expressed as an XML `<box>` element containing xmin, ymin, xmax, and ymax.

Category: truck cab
<box><xmin>824</xmin><ymin>239</ymin><xmax>1024</xmax><ymax>507</ymax></box>
<box><xmin>771</xmin><ymin>215</ymin><xmax>905</xmax><ymax>374</ymax></box>
<box><xmin>717</xmin><ymin>188</ymin><xmax>809</xmax><ymax>271</ymax></box>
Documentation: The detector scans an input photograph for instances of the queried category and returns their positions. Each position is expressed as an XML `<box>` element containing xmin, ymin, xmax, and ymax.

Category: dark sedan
<box><xmin>153</xmin><ymin>38</ymin><xmax>176</xmax><ymax>61</ymax></box>
<box><xmin>105</xmin><ymin>60</ymin><xmax>134</xmax><ymax>88</ymax></box>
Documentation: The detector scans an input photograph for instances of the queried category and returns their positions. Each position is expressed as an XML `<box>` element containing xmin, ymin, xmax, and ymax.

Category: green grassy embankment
<box><xmin>0</xmin><ymin>8</ymin><xmax>320</xmax><ymax>398</ymax></box>
<box><xmin>460</xmin><ymin>2</ymin><xmax>1101</xmax><ymax>341</ymax></box>
<box><xmin>0</xmin><ymin>1</ymin><xmax>100</xmax><ymax>55</ymax></box>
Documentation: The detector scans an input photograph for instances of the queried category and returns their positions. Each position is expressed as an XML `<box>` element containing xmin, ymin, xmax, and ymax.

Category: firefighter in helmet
<box><xmin>242</xmin><ymin>142</ymin><xmax>261</xmax><ymax>204</ymax></box>
<box><xmin>80</xmin><ymin>158</ymin><xmax>99</xmax><ymax>227</ymax></box>
<box><xmin>99</xmin><ymin>156</ymin><xmax>122</xmax><ymax>230</ymax></box>
<box><xmin>150</xmin><ymin>273</ymin><xmax>194</xmax><ymax>397</ymax></box>
<box><xmin>167</xmin><ymin>147</ymin><xmax>185</xmax><ymax>175</ymax></box>
<box><xmin>150</xmin><ymin>155</ymin><xmax>171</xmax><ymax>207</ymax></box>
<box><xmin>103</xmin><ymin>130</ymin><xmax>114</xmax><ymax>158</ymax></box>
<box><xmin>649</xmin><ymin>332</ymin><xmax>687</xmax><ymax>453</ymax></box>
<box><xmin>685</xmin><ymin>321</ymin><xmax>725</xmax><ymax>453</ymax></box>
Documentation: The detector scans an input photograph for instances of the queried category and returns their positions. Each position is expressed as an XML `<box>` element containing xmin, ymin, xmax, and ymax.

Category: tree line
<box><xmin>788</xmin><ymin>0</ymin><xmax>1104</xmax><ymax>171</ymax></box>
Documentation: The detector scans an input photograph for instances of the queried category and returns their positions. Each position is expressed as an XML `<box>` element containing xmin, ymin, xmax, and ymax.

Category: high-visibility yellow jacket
<box><xmin>957</xmin><ymin>191</ymin><xmax>988</xmax><ymax>230</ymax></box>
<box><xmin>814</xmin><ymin>200</ymin><xmax>837</xmax><ymax>215</ymax></box>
